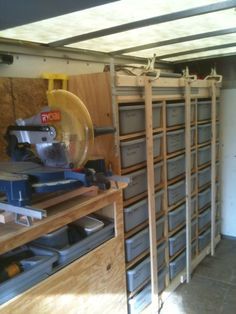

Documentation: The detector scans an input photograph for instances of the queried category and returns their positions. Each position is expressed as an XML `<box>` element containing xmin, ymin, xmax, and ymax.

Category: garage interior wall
<box><xmin>176</xmin><ymin>55</ymin><xmax>236</xmax><ymax>237</ymax></box>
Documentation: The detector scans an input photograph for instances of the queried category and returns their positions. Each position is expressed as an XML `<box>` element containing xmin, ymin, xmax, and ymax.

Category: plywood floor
<box><xmin>160</xmin><ymin>238</ymin><xmax>236</xmax><ymax>314</ymax></box>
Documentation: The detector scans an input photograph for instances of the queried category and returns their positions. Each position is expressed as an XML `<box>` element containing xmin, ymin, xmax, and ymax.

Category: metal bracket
<box><xmin>0</xmin><ymin>202</ymin><xmax>47</xmax><ymax>227</ymax></box>
<box><xmin>204</xmin><ymin>68</ymin><xmax>222</xmax><ymax>83</ymax></box>
<box><xmin>15</xmin><ymin>213</ymin><xmax>33</xmax><ymax>226</ymax></box>
<box><xmin>182</xmin><ymin>66</ymin><xmax>197</xmax><ymax>81</ymax></box>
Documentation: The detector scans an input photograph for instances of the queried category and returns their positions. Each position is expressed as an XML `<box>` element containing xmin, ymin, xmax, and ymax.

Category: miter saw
<box><xmin>0</xmin><ymin>90</ymin><xmax>115</xmax><ymax>226</ymax></box>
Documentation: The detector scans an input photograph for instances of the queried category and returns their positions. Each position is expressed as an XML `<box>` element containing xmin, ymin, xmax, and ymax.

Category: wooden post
<box><xmin>110</xmin><ymin>58</ymin><xmax>120</xmax><ymax>158</ymax></box>
<box><xmin>162</xmin><ymin>100</ymin><xmax>170</xmax><ymax>288</ymax></box>
<box><xmin>185</xmin><ymin>78</ymin><xmax>192</xmax><ymax>283</ymax></box>
<box><xmin>211</xmin><ymin>80</ymin><xmax>217</xmax><ymax>256</ymax></box>
<box><xmin>144</xmin><ymin>76</ymin><xmax>159</xmax><ymax>311</ymax></box>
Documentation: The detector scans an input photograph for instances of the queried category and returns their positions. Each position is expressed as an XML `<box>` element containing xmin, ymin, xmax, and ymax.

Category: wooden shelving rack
<box><xmin>68</xmin><ymin>70</ymin><xmax>222</xmax><ymax>314</ymax></box>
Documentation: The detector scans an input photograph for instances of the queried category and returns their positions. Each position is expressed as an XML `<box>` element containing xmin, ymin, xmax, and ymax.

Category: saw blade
<box><xmin>36</xmin><ymin>90</ymin><xmax>94</xmax><ymax>168</ymax></box>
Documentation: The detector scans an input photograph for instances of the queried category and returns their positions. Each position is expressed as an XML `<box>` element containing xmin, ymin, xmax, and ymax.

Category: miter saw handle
<box><xmin>93</xmin><ymin>127</ymin><xmax>116</xmax><ymax>137</ymax></box>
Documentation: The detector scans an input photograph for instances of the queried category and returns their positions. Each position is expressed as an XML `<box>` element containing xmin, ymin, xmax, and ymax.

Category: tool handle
<box><xmin>93</xmin><ymin>126</ymin><xmax>116</xmax><ymax>137</ymax></box>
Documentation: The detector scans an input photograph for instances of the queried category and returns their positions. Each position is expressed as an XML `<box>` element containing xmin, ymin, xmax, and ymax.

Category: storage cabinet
<box><xmin>0</xmin><ymin>186</ymin><xmax>127</xmax><ymax>314</ymax></box>
<box><xmin>68</xmin><ymin>72</ymin><xmax>221</xmax><ymax>313</ymax></box>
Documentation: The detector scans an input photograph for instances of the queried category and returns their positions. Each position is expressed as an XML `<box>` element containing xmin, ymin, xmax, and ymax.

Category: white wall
<box><xmin>0</xmin><ymin>53</ymin><xmax>104</xmax><ymax>78</ymax></box>
<box><xmin>221</xmin><ymin>89</ymin><xmax>236</xmax><ymax>236</ymax></box>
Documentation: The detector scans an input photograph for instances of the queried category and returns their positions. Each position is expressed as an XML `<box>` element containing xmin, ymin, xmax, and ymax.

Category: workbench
<box><xmin>0</xmin><ymin>184</ymin><xmax>127</xmax><ymax>314</ymax></box>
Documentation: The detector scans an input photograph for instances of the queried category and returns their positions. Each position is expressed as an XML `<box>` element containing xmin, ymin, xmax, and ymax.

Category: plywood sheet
<box><xmin>0</xmin><ymin>78</ymin><xmax>14</xmax><ymax>127</ymax></box>
<box><xmin>12</xmin><ymin>78</ymin><xmax>47</xmax><ymax>119</ymax></box>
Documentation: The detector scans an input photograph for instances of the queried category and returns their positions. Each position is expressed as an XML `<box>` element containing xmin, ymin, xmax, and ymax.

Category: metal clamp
<box><xmin>204</xmin><ymin>68</ymin><xmax>222</xmax><ymax>83</ymax></box>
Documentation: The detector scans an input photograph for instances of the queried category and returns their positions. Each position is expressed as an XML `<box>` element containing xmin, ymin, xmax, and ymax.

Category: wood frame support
<box><xmin>144</xmin><ymin>76</ymin><xmax>159</xmax><ymax>311</ymax></box>
<box><xmin>211</xmin><ymin>80</ymin><xmax>217</xmax><ymax>256</ymax></box>
<box><xmin>184</xmin><ymin>75</ymin><xmax>192</xmax><ymax>283</ymax></box>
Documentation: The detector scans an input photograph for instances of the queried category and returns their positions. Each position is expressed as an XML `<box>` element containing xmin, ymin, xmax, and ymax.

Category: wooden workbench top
<box><xmin>0</xmin><ymin>183</ymin><xmax>126</xmax><ymax>255</ymax></box>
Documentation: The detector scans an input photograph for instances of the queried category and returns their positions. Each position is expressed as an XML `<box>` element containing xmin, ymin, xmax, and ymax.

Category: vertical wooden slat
<box><xmin>211</xmin><ymin>80</ymin><xmax>217</xmax><ymax>256</ymax></box>
<box><xmin>110</xmin><ymin>58</ymin><xmax>120</xmax><ymax>159</ymax></box>
<box><xmin>162</xmin><ymin>100</ymin><xmax>170</xmax><ymax>288</ymax></box>
<box><xmin>194</xmin><ymin>98</ymin><xmax>199</xmax><ymax>256</ymax></box>
<box><xmin>185</xmin><ymin>79</ymin><xmax>192</xmax><ymax>283</ymax></box>
<box><xmin>144</xmin><ymin>77</ymin><xmax>159</xmax><ymax>311</ymax></box>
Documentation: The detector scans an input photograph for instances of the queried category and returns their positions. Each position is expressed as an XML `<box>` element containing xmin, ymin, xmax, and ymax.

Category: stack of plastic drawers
<box><xmin>196</xmin><ymin>100</ymin><xmax>216</xmax><ymax>254</ymax></box>
<box><xmin>119</xmin><ymin>102</ymin><xmax>166</xmax><ymax>313</ymax></box>
<box><xmin>165</xmin><ymin>101</ymin><xmax>198</xmax><ymax>282</ymax></box>
<box><xmin>168</xmin><ymin>219</ymin><xmax>197</xmax><ymax>280</ymax></box>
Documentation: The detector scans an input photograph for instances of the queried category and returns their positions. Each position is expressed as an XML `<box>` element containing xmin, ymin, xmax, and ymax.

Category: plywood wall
<box><xmin>0</xmin><ymin>74</ymin><xmax>117</xmax><ymax>173</ymax></box>
<box><xmin>69</xmin><ymin>72</ymin><xmax>120</xmax><ymax>173</ymax></box>
<box><xmin>0</xmin><ymin>78</ymin><xmax>47</xmax><ymax>160</ymax></box>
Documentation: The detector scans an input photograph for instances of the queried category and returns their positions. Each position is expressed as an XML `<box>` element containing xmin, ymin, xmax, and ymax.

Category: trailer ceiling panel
<box><xmin>0</xmin><ymin>0</ymin><xmax>235</xmax><ymax>62</ymax></box>
<box><xmin>163</xmin><ymin>46</ymin><xmax>236</xmax><ymax>62</ymax></box>
<box><xmin>0</xmin><ymin>0</ymin><xmax>228</xmax><ymax>44</ymax></box>
<box><xmin>124</xmin><ymin>33</ymin><xmax>236</xmax><ymax>59</ymax></box>
<box><xmin>0</xmin><ymin>0</ymin><xmax>118</xmax><ymax>30</ymax></box>
<box><xmin>66</xmin><ymin>9</ymin><xmax>236</xmax><ymax>53</ymax></box>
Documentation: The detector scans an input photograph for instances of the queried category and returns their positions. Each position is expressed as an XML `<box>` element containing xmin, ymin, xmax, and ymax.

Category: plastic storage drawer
<box><xmin>197</xmin><ymin>101</ymin><xmax>211</xmax><ymax>121</ymax></box>
<box><xmin>169</xmin><ymin>220</ymin><xmax>196</xmax><ymax>257</ymax></box>
<box><xmin>168</xmin><ymin>204</ymin><xmax>186</xmax><ymax>231</ymax></box>
<box><xmin>125</xmin><ymin>217</ymin><xmax>165</xmax><ymax>262</ymax></box>
<box><xmin>154</xmin><ymin>161</ymin><xmax>163</xmax><ymax>186</ymax></box>
<box><xmin>124</xmin><ymin>168</ymin><xmax>147</xmax><ymax>200</ymax></box>
<box><xmin>166</xmin><ymin>103</ymin><xmax>195</xmax><ymax>127</ymax></box>
<box><xmin>198</xmin><ymin>187</ymin><xmax>211</xmax><ymax>210</ymax></box>
<box><xmin>191</xmin><ymin>150</ymin><xmax>196</xmax><ymax>170</ymax></box>
<box><xmin>192</xmin><ymin>240</ymin><xmax>197</xmax><ymax>258</ymax></box>
<box><xmin>198</xmin><ymin>166</ymin><xmax>211</xmax><ymax>187</ymax></box>
<box><xmin>166</xmin><ymin>103</ymin><xmax>185</xmax><ymax>126</ymax></box>
<box><xmin>124</xmin><ymin>162</ymin><xmax>163</xmax><ymax>200</ymax></box>
<box><xmin>198</xmin><ymin>145</ymin><xmax>211</xmax><ymax>166</ymax></box>
<box><xmin>33</xmin><ymin>226</ymin><xmax>69</xmax><ymax>249</ymax></box>
<box><xmin>167</xmin><ymin>154</ymin><xmax>185</xmax><ymax>180</ymax></box>
<box><xmin>34</xmin><ymin>219</ymin><xmax>114</xmax><ymax>269</ymax></box>
<box><xmin>125</xmin><ymin>228</ymin><xmax>149</xmax><ymax>262</ymax></box>
<box><xmin>198</xmin><ymin>124</ymin><xmax>211</xmax><ymax>144</ymax></box>
<box><xmin>119</xmin><ymin>103</ymin><xmax>162</xmax><ymax>135</ymax></box>
<box><xmin>156</xmin><ymin>216</ymin><xmax>165</xmax><ymax>241</ymax></box>
<box><xmin>192</xmin><ymin>196</ymin><xmax>197</xmax><ymax>215</ymax></box>
<box><xmin>120</xmin><ymin>133</ymin><xmax>162</xmax><ymax>168</ymax></box>
<box><xmin>167</xmin><ymin>129</ymin><xmax>185</xmax><ymax>154</ymax></box>
<box><xmin>169</xmin><ymin>250</ymin><xmax>186</xmax><ymax>280</ymax></box>
<box><xmin>128</xmin><ymin>269</ymin><xmax>166</xmax><ymax>314</ymax></box>
<box><xmin>191</xmin><ymin>127</ymin><xmax>196</xmax><ymax>147</ymax></box>
<box><xmin>127</xmin><ymin>257</ymin><xmax>150</xmax><ymax>293</ymax></box>
<box><xmin>126</xmin><ymin>242</ymin><xmax>166</xmax><ymax>292</ymax></box>
<box><xmin>198</xmin><ymin>207</ymin><xmax>211</xmax><ymax>231</ymax></box>
<box><xmin>0</xmin><ymin>245</ymin><xmax>58</xmax><ymax>305</ymax></box>
<box><xmin>156</xmin><ymin>241</ymin><xmax>166</xmax><ymax>267</ymax></box>
<box><xmin>124</xmin><ymin>190</ymin><xmax>164</xmax><ymax>232</ymax></box>
<box><xmin>192</xmin><ymin>219</ymin><xmax>197</xmax><ymax>239</ymax></box>
<box><xmin>167</xmin><ymin>180</ymin><xmax>185</xmax><ymax>206</ymax></box>
<box><xmin>198</xmin><ymin>228</ymin><xmax>211</xmax><ymax>251</ymax></box>
<box><xmin>169</xmin><ymin>228</ymin><xmax>186</xmax><ymax>256</ymax></box>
